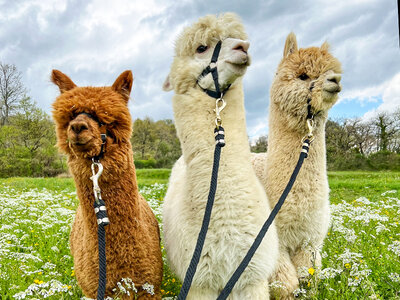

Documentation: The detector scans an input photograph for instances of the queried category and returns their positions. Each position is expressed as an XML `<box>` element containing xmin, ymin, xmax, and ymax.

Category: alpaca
<box><xmin>51</xmin><ymin>70</ymin><xmax>163</xmax><ymax>299</ymax></box>
<box><xmin>251</xmin><ymin>33</ymin><xmax>342</xmax><ymax>299</ymax></box>
<box><xmin>162</xmin><ymin>13</ymin><xmax>278</xmax><ymax>299</ymax></box>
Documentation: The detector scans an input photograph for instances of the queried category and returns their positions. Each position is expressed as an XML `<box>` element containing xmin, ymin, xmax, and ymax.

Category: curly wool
<box><xmin>175</xmin><ymin>13</ymin><xmax>247</xmax><ymax>57</ymax></box>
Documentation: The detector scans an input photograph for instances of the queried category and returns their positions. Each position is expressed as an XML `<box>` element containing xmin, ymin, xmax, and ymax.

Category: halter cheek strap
<box><xmin>306</xmin><ymin>81</ymin><xmax>323</xmax><ymax>121</ymax></box>
<box><xmin>196</xmin><ymin>41</ymin><xmax>231</xmax><ymax>99</ymax></box>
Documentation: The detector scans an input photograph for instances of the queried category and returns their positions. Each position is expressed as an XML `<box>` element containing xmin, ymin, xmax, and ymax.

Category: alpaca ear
<box><xmin>162</xmin><ymin>74</ymin><xmax>173</xmax><ymax>92</ymax></box>
<box><xmin>283</xmin><ymin>32</ymin><xmax>298</xmax><ymax>58</ymax></box>
<box><xmin>321</xmin><ymin>41</ymin><xmax>330</xmax><ymax>52</ymax></box>
<box><xmin>51</xmin><ymin>70</ymin><xmax>77</xmax><ymax>93</ymax></box>
<box><xmin>112</xmin><ymin>70</ymin><xmax>133</xmax><ymax>102</ymax></box>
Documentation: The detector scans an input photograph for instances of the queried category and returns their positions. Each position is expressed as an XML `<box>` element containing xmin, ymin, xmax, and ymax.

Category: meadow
<box><xmin>0</xmin><ymin>170</ymin><xmax>399</xmax><ymax>299</ymax></box>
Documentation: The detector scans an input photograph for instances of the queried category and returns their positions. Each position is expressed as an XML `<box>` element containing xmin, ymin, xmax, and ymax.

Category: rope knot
<box><xmin>214</xmin><ymin>126</ymin><xmax>225</xmax><ymax>147</ymax></box>
<box><xmin>301</xmin><ymin>138</ymin><xmax>311</xmax><ymax>158</ymax></box>
<box><xmin>94</xmin><ymin>198</ymin><xmax>110</xmax><ymax>226</ymax></box>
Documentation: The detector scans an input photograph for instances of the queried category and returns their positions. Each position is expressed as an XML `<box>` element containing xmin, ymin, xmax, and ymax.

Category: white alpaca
<box><xmin>162</xmin><ymin>13</ymin><xmax>278</xmax><ymax>299</ymax></box>
<box><xmin>252</xmin><ymin>33</ymin><xmax>342</xmax><ymax>299</ymax></box>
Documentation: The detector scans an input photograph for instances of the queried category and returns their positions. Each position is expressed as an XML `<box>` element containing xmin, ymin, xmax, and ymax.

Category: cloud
<box><xmin>0</xmin><ymin>0</ymin><xmax>398</xmax><ymax>138</ymax></box>
<box><xmin>362</xmin><ymin>72</ymin><xmax>400</xmax><ymax>120</ymax></box>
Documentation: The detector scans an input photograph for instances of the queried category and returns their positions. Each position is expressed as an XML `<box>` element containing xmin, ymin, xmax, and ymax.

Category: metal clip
<box><xmin>91</xmin><ymin>159</ymin><xmax>103</xmax><ymax>204</ymax></box>
<box><xmin>214</xmin><ymin>96</ymin><xmax>226</xmax><ymax>127</ymax></box>
<box><xmin>302</xmin><ymin>118</ymin><xmax>315</xmax><ymax>144</ymax></box>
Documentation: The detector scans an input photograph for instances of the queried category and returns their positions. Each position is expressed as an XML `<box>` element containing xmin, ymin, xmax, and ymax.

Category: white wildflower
<box><xmin>142</xmin><ymin>282</ymin><xmax>155</xmax><ymax>295</ymax></box>
<box><xmin>293</xmin><ymin>288</ymin><xmax>307</xmax><ymax>297</ymax></box>
<box><xmin>376</xmin><ymin>222</ymin><xmax>389</xmax><ymax>233</ymax></box>
<box><xmin>388</xmin><ymin>273</ymin><xmax>400</xmax><ymax>283</ymax></box>
<box><xmin>269</xmin><ymin>280</ymin><xmax>287</xmax><ymax>290</ymax></box>
<box><xmin>318</xmin><ymin>267</ymin><xmax>342</xmax><ymax>280</ymax></box>
<box><xmin>388</xmin><ymin>241</ymin><xmax>400</xmax><ymax>256</ymax></box>
<box><xmin>381</xmin><ymin>190</ymin><xmax>397</xmax><ymax>196</ymax></box>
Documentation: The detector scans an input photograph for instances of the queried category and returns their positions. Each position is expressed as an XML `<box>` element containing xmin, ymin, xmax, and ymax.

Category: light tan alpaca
<box><xmin>252</xmin><ymin>33</ymin><xmax>342</xmax><ymax>299</ymax></box>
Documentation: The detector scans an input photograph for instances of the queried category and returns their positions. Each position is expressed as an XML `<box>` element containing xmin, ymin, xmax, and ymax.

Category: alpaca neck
<box><xmin>173</xmin><ymin>81</ymin><xmax>254</xmax><ymax>195</ymax></box>
<box><xmin>69</xmin><ymin>142</ymin><xmax>140</xmax><ymax>232</ymax></box>
<box><xmin>173</xmin><ymin>81</ymin><xmax>250</xmax><ymax>164</ymax></box>
<box><xmin>266</xmin><ymin>102</ymin><xmax>328</xmax><ymax>201</ymax></box>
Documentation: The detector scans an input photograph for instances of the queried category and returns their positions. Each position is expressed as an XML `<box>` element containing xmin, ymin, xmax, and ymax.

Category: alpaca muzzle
<box><xmin>72</xmin><ymin>112</ymin><xmax>107</xmax><ymax>161</ymax></box>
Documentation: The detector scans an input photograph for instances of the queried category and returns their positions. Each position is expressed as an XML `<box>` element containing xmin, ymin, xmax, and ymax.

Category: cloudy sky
<box><xmin>0</xmin><ymin>0</ymin><xmax>399</xmax><ymax>139</ymax></box>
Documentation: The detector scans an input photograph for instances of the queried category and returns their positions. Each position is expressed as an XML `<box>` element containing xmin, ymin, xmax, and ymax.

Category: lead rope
<box><xmin>177</xmin><ymin>97</ymin><xmax>226</xmax><ymax>300</ymax></box>
<box><xmin>217</xmin><ymin>116</ymin><xmax>315</xmax><ymax>299</ymax></box>
<box><xmin>91</xmin><ymin>160</ymin><xmax>110</xmax><ymax>300</ymax></box>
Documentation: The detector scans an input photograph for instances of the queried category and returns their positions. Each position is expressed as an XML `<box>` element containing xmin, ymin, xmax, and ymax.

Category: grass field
<box><xmin>0</xmin><ymin>171</ymin><xmax>399</xmax><ymax>299</ymax></box>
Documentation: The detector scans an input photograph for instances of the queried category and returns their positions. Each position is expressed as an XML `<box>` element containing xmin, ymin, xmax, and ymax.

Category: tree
<box><xmin>251</xmin><ymin>135</ymin><xmax>268</xmax><ymax>153</ymax></box>
<box><xmin>131</xmin><ymin>117</ymin><xmax>156</xmax><ymax>159</ymax></box>
<box><xmin>13</xmin><ymin>97</ymin><xmax>55</xmax><ymax>155</ymax></box>
<box><xmin>0</xmin><ymin>62</ymin><xmax>26</xmax><ymax>125</ymax></box>
<box><xmin>0</xmin><ymin>97</ymin><xmax>64</xmax><ymax>177</ymax></box>
<box><xmin>372</xmin><ymin>112</ymin><xmax>398</xmax><ymax>152</ymax></box>
<box><xmin>153</xmin><ymin>119</ymin><xmax>181</xmax><ymax>167</ymax></box>
<box><xmin>343</xmin><ymin>118</ymin><xmax>375</xmax><ymax>155</ymax></box>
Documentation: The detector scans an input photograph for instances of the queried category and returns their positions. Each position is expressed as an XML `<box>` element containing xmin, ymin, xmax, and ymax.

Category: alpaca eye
<box><xmin>299</xmin><ymin>73</ymin><xmax>309</xmax><ymax>80</ymax></box>
<box><xmin>196</xmin><ymin>45</ymin><xmax>208</xmax><ymax>53</ymax></box>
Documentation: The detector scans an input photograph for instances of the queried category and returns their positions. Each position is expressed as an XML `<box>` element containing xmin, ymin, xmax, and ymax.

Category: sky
<box><xmin>0</xmin><ymin>0</ymin><xmax>399</xmax><ymax>139</ymax></box>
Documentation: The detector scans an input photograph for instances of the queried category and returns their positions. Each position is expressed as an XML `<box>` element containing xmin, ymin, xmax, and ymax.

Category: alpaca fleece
<box><xmin>163</xmin><ymin>13</ymin><xmax>278</xmax><ymax>299</ymax></box>
<box><xmin>252</xmin><ymin>33</ymin><xmax>342</xmax><ymax>299</ymax></box>
<box><xmin>51</xmin><ymin>70</ymin><xmax>163</xmax><ymax>299</ymax></box>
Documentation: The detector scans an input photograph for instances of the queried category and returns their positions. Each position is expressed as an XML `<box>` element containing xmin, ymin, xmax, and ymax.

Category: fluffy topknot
<box><xmin>278</xmin><ymin>45</ymin><xmax>342</xmax><ymax>82</ymax></box>
<box><xmin>174</xmin><ymin>13</ymin><xmax>248</xmax><ymax>57</ymax></box>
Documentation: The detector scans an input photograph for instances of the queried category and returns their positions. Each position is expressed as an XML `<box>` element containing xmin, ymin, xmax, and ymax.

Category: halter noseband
<box><xmin>196</xmin><ymin>41</ymin><xmax>231</xmax><ymax>99</ymax></box>
<box><xmin>74</xmin><ymin>112</ymin><xmax>107</xmax><ymax>161</ymax></box>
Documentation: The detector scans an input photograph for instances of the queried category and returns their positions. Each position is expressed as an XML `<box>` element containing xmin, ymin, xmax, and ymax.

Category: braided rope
<box><xmin>177</xmin><ymin>126</ymin><xmax>225</xmax><ymax>300</ymax></box>
<box><xmin>216</xmin><ymin>139</ymin><xmax>311</xmax><ymax>299</ymax></box>
<box><xmin>94</xmin><ymin>198</ymin><xmax>109</xmax><ymax>300</ymax></box>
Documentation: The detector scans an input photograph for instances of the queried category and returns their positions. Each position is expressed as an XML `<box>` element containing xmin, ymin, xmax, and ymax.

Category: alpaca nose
<box><xmin>232</xmin><ymin>40</ymin><xmax>250</xmax><ymax>53</ymax></box>
<box><xmin>70</xmin><ymin>121</ymin><xmax>88</xmax><ymax>134</ymax></box>
<box><xmin>323</xmin><ymin>73</ymin><xmax>342</xmax><ymax>93</ymax></box>
<box><xmin>326</xmin><ymin>74</ymin><xmax>341</xmax><ymax>84</ymax></box>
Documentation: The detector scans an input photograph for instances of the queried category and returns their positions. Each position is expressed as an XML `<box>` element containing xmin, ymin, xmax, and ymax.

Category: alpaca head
<box><xmin>163</xmin><ymin>13</ymin><xmax>251</xmax><ymax>95</ymax></box>
<box><xmin>271</xmin><ymin>32</ymin><xmax>342</xmax><ymax>131</ymax></box>
<box><xmin>51</xmin><ymin>70</ymin><xmax>133</xmax><ymax>159</ymax></box>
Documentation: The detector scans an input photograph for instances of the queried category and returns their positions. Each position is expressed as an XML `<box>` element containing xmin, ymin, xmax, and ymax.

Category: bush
<box><xmin>134</xmin><ymin>158</ymin><xmax>157</xmax><ymax>169</ymax></box>
<box><xmin>367</xmin><ymin>151</ymin><xmax>400</xmax><ymax>171</ymax></box>
<box><xmin>327</xmin><ymin>151</ymin><xmax>400</xmax><ymax>171</ymax></box>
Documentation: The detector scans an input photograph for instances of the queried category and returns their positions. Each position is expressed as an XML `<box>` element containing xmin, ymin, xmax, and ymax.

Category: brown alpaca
<box><xmin>51</xmin><ymin>70</ymin><xmax>163</xmax><ymax>299</ymax></box>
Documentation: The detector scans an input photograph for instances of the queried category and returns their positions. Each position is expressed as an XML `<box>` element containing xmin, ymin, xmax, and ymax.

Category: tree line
<box><xmin>325</xmin><ymin>112</ymin><xmax>400</xmax><ymax>170</ymax></box>
<box><xmin>0</xmin><ymin>62</ymin><xmax>399</xmax><ymax>177</ymax></box>
<box><xmin>251</xmin><ymin>111</ymin><xmax>400</xmax><ymax>171</ymax></box>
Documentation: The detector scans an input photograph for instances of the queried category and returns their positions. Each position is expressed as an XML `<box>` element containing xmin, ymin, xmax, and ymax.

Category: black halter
<box><xmin>196</xmin><ymin>41</ymin><xmax>231</xmax><ymax>99</ymax></box>
<box><xmin>74</xmin><ymin>112</ymin><xmax>107</xmax><ymax>161</ymax></box>
<box><xmin>306</xmin><ymin>81</ymin><xmax>322</xmax><ymax>120</ymax></box>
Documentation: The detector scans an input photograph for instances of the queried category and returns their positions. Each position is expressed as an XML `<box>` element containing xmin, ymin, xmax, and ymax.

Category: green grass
<box><xmin>0</xmin><ymin>169</ymin><xmax>171</xmax><ymax>191</ymax></box>
<box><xmin>136</xmin><ymin>169</ymin><xmax>171</xmax><ymax>186</ymax></box>
<box><xmin>329</xmin><ymin>171</ymin><xmax>400</xmax><ymax>203</ymax></box>
<box><xmin>0</xmin><ymin>171</ymin><xmax>399</xmax><ymax>299</ymax></box>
